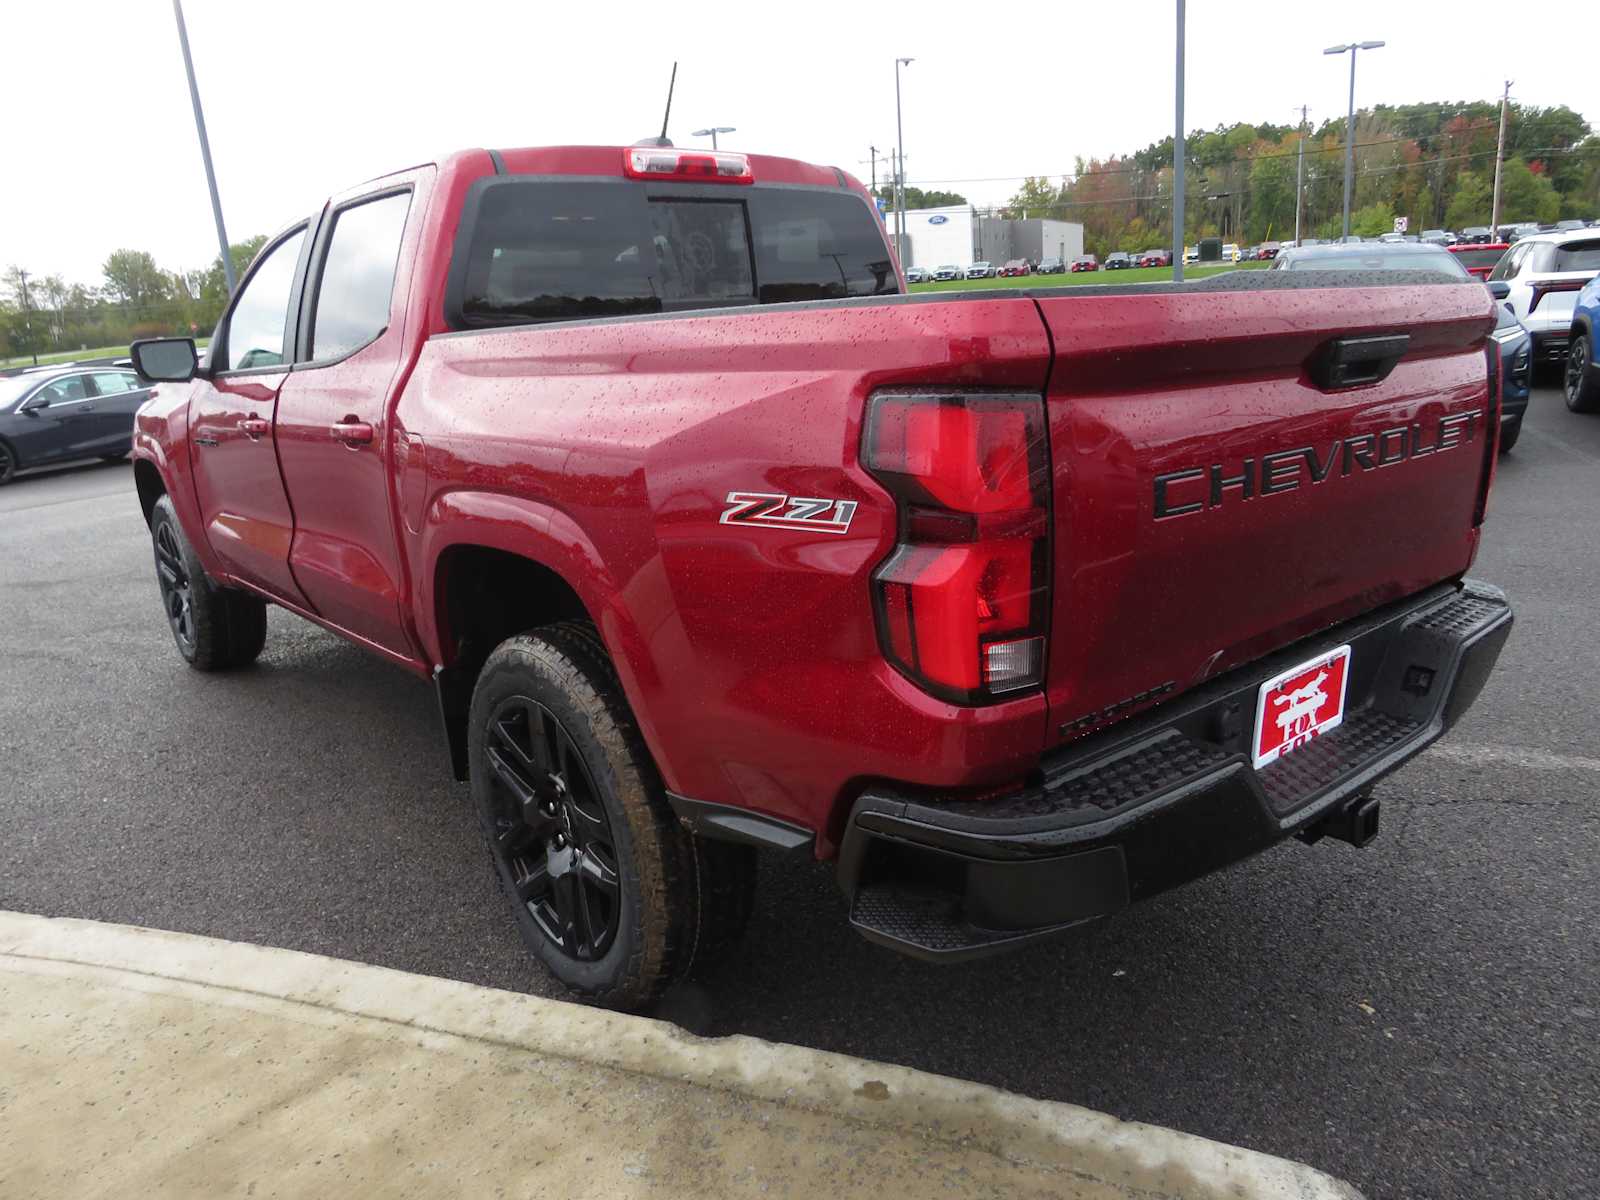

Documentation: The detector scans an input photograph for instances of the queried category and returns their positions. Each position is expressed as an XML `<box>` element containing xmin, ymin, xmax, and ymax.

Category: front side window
<box><xmin>311</xmin><ymin>191</ymin><xmax>412</xmax><ymax>361</ymax></box>
<box><xmin>1488</xmin><ymin>244</ymin><xmax>1522</xmax><ymax>282</ymax></box>
<box><xmin>454</xmin><ymin>180</ymin><xmax>897</xmax><ymax>328</ymax></box>
<box><xmin>224</xmin><ymin>228</ymin><xmax>306</xmax><ymax>371</ymax></box>
<box><xmin>31</xmin><ymin>375</ymin><xmax>89</xmax><ymax>406</ymax></box>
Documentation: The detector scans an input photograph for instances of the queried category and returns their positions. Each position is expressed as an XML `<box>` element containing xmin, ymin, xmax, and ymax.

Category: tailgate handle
<box><xmin>1309</xmin><ymin>333</ymin><xmax>1410</xmax><ymax>390</ymax></box>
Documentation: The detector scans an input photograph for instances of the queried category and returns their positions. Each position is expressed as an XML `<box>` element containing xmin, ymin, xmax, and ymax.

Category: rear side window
<box><xmin>90</xmin><ymin>372</ymin><xmax>140</xmax><ymax>395</ymax></box>
<box><xmin>1552</xmin><ymin>240</ymin><xmax>1600</xmax><ymax>273</ymax></box>
<box><xmin>451</xmin><ymin>180</ymin><xmax>897</xmax><ymax>328</ymax></box>
<box><xmin>311</xmin><ymin>191</ymin><xmax>411</xmax><ymax>361</ymax></box>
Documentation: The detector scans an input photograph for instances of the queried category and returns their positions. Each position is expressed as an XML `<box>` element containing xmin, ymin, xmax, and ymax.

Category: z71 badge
<box><xmin>720</xmin><ymin>491</ymin><xmax>858</xmax><ymax>535</ymax></box>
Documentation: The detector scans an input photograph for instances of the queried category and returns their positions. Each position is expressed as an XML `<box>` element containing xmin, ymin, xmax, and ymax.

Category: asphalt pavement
<box><xmin>2</xmin><ymin>384</ymin><xmax>1596</xmax><ymax>1199</ymax></box>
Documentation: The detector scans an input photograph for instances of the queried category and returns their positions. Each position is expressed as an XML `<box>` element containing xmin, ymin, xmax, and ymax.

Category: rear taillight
<box><xmin>1475</xmin><ymin>340</ymin><xmax>1502</xmax><ymax>526</ymax></box>
<box><xmin>863</xmin><ymin>392</ymin><xmax>1051</xmax><ymax>703</ymax></box>
<box><xmin>1527</xmin><ymin>279</ymin><xmax>1586</xmax><ymax>312</ymax></box>
<box><xmin>623</xmin><ymin>147</ymin><xmax>753</xmax><ymax>184</ymax></box>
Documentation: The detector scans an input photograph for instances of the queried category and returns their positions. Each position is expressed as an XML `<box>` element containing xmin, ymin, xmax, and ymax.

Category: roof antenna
<box><xmin>636</xmin><ymin>61</ymin><xmax>678</xmax><ymax>147</ymax></box>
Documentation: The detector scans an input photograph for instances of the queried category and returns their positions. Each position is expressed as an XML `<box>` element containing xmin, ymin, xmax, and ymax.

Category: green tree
<box><xmin>101</xmin><ymin>249</ymin><xmax>169</xmax><ymax>308</ymax></box>
<box><xmin>1005</xmin><ymin>176</ymin><xmax>1063</xmax><ymax>218</ymax></box>
<box><xmin>1495</xmin><ymin>158</ymin><xmax>1561</xmax><ymax>224</ymax></box>
<box><xmin>1351</xmin><ymin>202</ymin><xmax>1396</xmax><ymax>238</ymax></box>
<box><xmin>1444</xmin><ymin>171</ymin><xmax>1492</xmax><ymax>229</ymax></box>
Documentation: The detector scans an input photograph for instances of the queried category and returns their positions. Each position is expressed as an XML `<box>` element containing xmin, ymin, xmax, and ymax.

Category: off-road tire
<box><xmin>468</xmin><ymin>621</ymin><xmax>755</xmax><ymax>1009</ymax></box>
<box><xmin>149</xmin><ymin>494</ymin><xmax>267</xmax><ymax>670</ymax></box>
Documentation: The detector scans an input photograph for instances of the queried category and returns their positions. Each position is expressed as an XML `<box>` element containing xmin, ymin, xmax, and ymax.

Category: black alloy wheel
<box><xmin>484</xmin><ymin>696</ymin><xmax>621</xmax><ymax>962</ymax></box>
<box><xmin>153</xmin><ymin>520</ymin><xmax>195</xmax><ymax>654</ymax></box>
<box><xmin>0</xmin><ymin>441</ymin><xmax>14</xmax><ymax>485</ymax></box>
<box><xmin>1566</xmin><ymin>334</ymin><xmax>1598</xmax><ymax>413</ymax></box>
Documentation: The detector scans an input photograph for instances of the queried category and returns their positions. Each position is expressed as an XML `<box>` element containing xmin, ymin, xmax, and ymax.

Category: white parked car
<box><xmin>1487</xmin><ymin>228</ymin><xmax>1600</xmax><ymax>366</ymax></box>
<box><xmin>965</xmin><ymin>261</ymin><xmax>996</xmax><ymax>279</ymax></box>
<box><xmin>1222</xmin><ymin>243</ymin><xmax>1241</xmax><ymax>262</ymax></box>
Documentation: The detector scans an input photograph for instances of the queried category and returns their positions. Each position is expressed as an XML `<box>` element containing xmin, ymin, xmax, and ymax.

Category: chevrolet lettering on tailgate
<box><xmin>1153</xmin><ymin>410</ymin><xmax>1482</xmax><ymax>519</ymax></box>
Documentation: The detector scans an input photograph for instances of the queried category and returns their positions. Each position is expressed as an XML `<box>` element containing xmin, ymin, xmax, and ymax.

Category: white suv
<box><xmin>1488</xmin><ymin>229</ymin><xmax>1600</xmax><ymax>365</ymax></box>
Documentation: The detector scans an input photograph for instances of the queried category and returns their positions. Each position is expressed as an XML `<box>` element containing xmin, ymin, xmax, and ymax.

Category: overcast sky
<box><xmin>4</xmin><ymin>0</ymin><xmax>1593</xmax><ymax>286</ymax></box>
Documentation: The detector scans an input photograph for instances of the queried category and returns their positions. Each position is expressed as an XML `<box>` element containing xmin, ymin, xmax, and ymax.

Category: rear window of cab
<box><xmin>447</xmin><ymin>179</ymin><xmax>899</xmax><ymax>328</ymax></box>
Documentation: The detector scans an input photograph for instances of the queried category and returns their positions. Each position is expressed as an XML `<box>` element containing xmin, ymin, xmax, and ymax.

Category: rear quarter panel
<box><xmin>401</xmin><ymin>297</ymin><xmax>1053</xmax><ymax>849</ymax></box>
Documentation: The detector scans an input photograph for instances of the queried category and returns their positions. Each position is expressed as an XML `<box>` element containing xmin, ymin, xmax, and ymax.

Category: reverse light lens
<box><xmin>863</xmin><ymin>392</ymin><xmax>1050</xmax><ymax>704</ymax></box>
<box><xmin>984</xmin><ymin>636</ymin><xmax>1045</xmax><ymax>692</ymax></box>
<box><xmin>623</xmin><ymin>148</ymin><xmax>753</xmax><ymax>183</ymax></box>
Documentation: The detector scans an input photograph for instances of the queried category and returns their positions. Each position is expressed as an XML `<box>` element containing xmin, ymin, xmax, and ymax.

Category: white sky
<box><xmin>4</xmin><ymin>0</ymin><xmax>1592</xmax><ymax>286</ymax></box>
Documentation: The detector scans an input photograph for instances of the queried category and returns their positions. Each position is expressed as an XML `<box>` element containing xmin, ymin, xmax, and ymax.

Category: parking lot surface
<box><xmin>2</xmin><ymin>384</ymin><xmax>1596</xmax><ymax>1200</ymax></box>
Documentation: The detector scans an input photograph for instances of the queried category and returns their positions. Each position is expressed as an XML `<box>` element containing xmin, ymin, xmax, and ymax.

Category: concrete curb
<box><xmin>0</xmin><ymin>912</ymin><xmax>1363</xmax><ymax>1198</ymax></box>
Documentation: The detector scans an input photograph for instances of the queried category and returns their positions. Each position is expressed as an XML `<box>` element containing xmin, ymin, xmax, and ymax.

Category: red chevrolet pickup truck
<box><xmin>129</xmin><ymin>143</ymin><xmax>1513</xmax><ymax>1009</ymax></box>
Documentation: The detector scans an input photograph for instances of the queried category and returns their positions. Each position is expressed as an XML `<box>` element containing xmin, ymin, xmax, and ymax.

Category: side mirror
<box><xmin>130</xmin><ymin>337</ymin><xmax>200</xmax><ymax>383</ymax></box>
<box><xmin>19</xmin><ymin>396</ymin><xmax>49</xmax><ymax>415</ymax></box>
<box><xmin>1486</xmin><ymin>280</ymin><xmax>1510</xmax><ymax>300</ymax></box>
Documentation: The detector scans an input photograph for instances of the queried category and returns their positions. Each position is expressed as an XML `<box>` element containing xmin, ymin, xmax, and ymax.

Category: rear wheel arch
<box><xmin>431</xmin><ymin>544</ymin><xmax>600</xmax><ymax>781</ymax></box>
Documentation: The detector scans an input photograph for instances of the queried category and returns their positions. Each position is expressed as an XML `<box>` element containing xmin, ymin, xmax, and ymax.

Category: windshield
<box><xmin>1451</xmin><ymin>248</ymin><xmax>1506</xmax><ymax>271</ymax></box>
<box><xmin>0</xmin><ymin>375</ymin><xmax>40</xmax><ymax>410</ymax></box>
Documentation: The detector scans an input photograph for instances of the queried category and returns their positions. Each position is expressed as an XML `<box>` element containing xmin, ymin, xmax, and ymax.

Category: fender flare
<box><xmin>417</xmin><ymin>490</ymin><xmax>679</xmax><ymax>788</ymax></box>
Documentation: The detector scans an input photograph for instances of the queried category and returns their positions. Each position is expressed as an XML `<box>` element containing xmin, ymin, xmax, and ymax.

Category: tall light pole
<box><xmin>172</xmin><ymin>0</ymin><xmax>235</xmax><ymax>295</ymax></box>
<box><xmin>691</xmin><ymin>126</ymin><xmax>735</xmax><ymax>150</ymax></box>
<box><xmin>1173</xmin><ymin>0</ymin><xmax>1185</xmax><ymax>281</ymax></box>
<box><xmin>894</xmin><ymin>57</ymin><xmax>913</xmax><ymax>266</ymax></box>
<box><xmin>1324</xmin><ymin>40</ymin><xmax>1384</xmax><ymax>241</ymax></box>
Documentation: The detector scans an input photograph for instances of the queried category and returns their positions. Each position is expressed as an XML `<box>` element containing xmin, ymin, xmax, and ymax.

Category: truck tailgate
<box><xmin>1034</xmin><ymin>279</ymin><xmax>1496</xmax><ymax>744</ymax></box>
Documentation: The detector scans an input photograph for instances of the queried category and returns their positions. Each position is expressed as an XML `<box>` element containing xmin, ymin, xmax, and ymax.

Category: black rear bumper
<box><xmin>838</xmin><ymin>580</ymin><xmax>1513</xmax><ymax>961</ymax></box>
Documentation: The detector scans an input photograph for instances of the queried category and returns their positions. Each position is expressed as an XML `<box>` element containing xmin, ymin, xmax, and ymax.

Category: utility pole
<box><xmin>17</xmin><ymin>268</ymin><xmax>37</xmax><ymax>366</ymax></box>
<box><xmin>1173</xmin><ymin>0</ymin><xmax>1185</xmax><ymax>281</ymax></box>
<box><xmin>859</xmin><ymin>146</ymin><xmax>882</xmax><ymax>195</ymax></box>
<box><xmin>1294</xmin><ymin>105</ymin><xmax>1308</xmax><ymax>247</ymax></box>
<box><xmin>172</xmin><ymin>0</ymin><xmax>235</xmax><ymax>295</ymax></box>
<box><xmin>1490</xmin><ymin>80</ymin><xmax>1513</xmax><ymax>238</ymax></box>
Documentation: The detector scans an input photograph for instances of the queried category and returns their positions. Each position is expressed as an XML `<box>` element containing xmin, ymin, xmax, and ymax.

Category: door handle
<box><xmin>330</xmin><ymin>419</ymin><xmax>375</xmax><ymax>446</ymax></box>
<box><xmin>240</xmin><ymin>416</ymin><xmax>270</xmax><ymax>439</ymax></box>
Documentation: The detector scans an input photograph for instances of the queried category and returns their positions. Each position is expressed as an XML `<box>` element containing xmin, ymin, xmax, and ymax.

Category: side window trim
<box><xmin>295</xmin><ymin>184</ymin><xmax>414</xmax><ymax>368</ymax></box>
<box><xmin>210</xmin><ymin>215</ymin><xmax>323</xmax><ymax>379</ymax></box>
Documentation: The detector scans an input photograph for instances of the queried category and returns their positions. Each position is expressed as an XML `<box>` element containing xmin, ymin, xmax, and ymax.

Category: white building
<box><xmin>886</xmin><ymin>206</ymin><xmax>1084</xmax><ymax>269</ymax></box>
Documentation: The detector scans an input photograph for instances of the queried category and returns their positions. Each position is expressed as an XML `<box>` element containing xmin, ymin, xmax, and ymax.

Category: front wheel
<box><xmin>1566</xmin><ymin>334</ymin><xmax>1600</xmax><ymax>413</ymax></box>
<box><xmin>1498</xmin><ymin>416</ymin><xmax>1522</xmax><ymax>454</ymax></box>
<box><xmin>469</xmin><ymin>623</ymin><xmax>753</xmax><ymax>1010</ymax></box>
<box><xmin>149</xmin><ymin>495</ymin><xmax>267</xmax><ymax>670</ymax></box>
<box><xmin>0</xmin><ymin>439</ymin><xmax>16</xmax><ymax>486</ymax></box>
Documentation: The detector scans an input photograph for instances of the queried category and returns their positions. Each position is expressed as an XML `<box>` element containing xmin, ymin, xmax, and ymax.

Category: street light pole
<box><xmin>691</xmin><ymin>126</ymin><xmax>736</xmax><ymax>150</ymax></box>
<box><xmin>1173</xmin><ymin>0</ymin><xmax>1185</xmax><ymax>282</ymax></box>
<box><xmin>172</xmin><ymin>0</ymin><xmax>235</xmax><ymax>295</ymax></box>
<box><xmin>894</xmin><ymin>57</ymin><xmax>913</xmax><ymax>266</ymax></box>
<box><xmin>1324</xmin><ymin>40</ymin><xmax>1384</xmax><ymax>241</ymax></box>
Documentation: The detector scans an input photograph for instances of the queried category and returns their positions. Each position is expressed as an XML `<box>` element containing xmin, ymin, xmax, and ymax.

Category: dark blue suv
<box><xmin>1492</xmin><ymin>302</ymin><xmax>1532</xmax><ymax>452</ymax></box>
